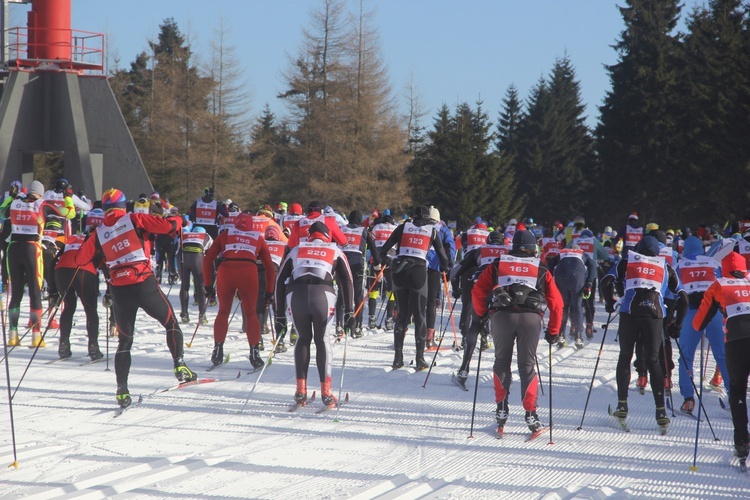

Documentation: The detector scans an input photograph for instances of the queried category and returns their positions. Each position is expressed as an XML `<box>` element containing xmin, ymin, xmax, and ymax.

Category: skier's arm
<box><xmin>274</xmin><ymin>251</ymin><xmax>295</xmax><ymax>317</ymax></box>
<box><xmin>257</xmin><ymin>239</ymin><xmax>276</xmax><ymax>295</ymax></box>
<box><xmin>431</xmin><ymin>228</ymin><xmax>450</xmax><ymax>271</ymax></box>
<box><xmin>692</xmin><ymin>282</ymin><xmax>722</xmax><ymax>332</ymax></box>
<box><xmin>667</xmin><ymin>265</ymin><xmax>688</xmax><ymax>326</ymax></box>
<box><xmin>364</xmin><ymin>229</ymin><xmax>380</xmax><ymax>267</ymax></box>
<box><xmin>379</xmin><ymin>224</ymin><xmax>404</xmax><ymax>260</ymax></box>
<box><xmin>472</xmin><ymin>264</ymin><xmax>496</xmax><ymax>318</ymax></box>
<box><xmin>543</xmin><ymin>271</ymin><xmax>564</xmax><ymax>335</ymax></box>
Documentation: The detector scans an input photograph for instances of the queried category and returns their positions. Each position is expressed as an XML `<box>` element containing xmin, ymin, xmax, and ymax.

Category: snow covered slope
<box><xmin>1</xmin><ymin>291</ymin><xmax>746</xmax><ymax>499</ymax></box>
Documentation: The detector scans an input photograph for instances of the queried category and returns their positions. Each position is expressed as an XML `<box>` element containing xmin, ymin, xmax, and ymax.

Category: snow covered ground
<box><xmin>1</xmin><ymin>287</ymin><xmax>746</xmax><ymax>499</ymax></box>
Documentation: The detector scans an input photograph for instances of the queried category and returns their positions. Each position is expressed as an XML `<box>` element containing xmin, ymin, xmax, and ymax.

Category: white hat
<box><xmin>508</xmin><ymin>218</ymin><xmax>517</xmax><ymax>225</ymax></box>
<box><xmin>429</xmin><ymin>206</ymin><xmax>440</xmax><ymax>223</ymax></box>
<box><xmin>28</xmin><ymin>180</ymin><xmax>44</xmax><ymax>197</ymax></box>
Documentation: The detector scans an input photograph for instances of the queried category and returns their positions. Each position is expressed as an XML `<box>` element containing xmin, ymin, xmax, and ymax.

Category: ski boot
<box><xmin>8</xmin><ymin>328</ymin><xmax>19</xmax><ymax>346</ymax></box>
<box><xmin>415</xmin><ymin>341</ymin><xmax>429</xmax><ymax>371</ymax></box>
<box><xmin>116</xmin><ymin>385</ymin><xmax>131</xmax><ymax>408</ymax></box>
<box><xmin>249</xmin><ymin>344</ymin><xmax>264</xmax><ymax>370</ymax></box>
<box><xmin>49</xmin><ymin>318</ymin><xmax>60</xmax><ymax>330</ymax></box>
<box><xmin>180</xmin><ymin>312</ymin><xmax>190</xmax><ymax>324</ymax></box>
<box><xmin>680</xmin><ymin>397</ymin><xmax>695</xmax><ymax>415</ymax></box>
<box><xmin>258</xmin><ymin>335</ymin><xmax>265</xmax><ymax>352</ymax></box>
<box><xmin>656</xmin><ymin>406</ymin><xmax>670</xmax><ymax>433</ymax></box>
<box><xmin>637</xmin><ymin>374</ymin><xmax>648</xmax><ymax>394</ymax></box>
<box><xmin>207</xmin><ymin>295</ymin><xmax>217</xmax><ymax>307</ymax></box>
<box><xmin>275</xmin><ymin>339</ymin><xmax>288</xmax><ymax>353</ymax></box>
<box><xmin>392</xmin><ymin>351</ymin><xmax>404</xmax><ymax>370</ymax></box>
<box><xmin>574</xmin><ymin>334</ymin><xmax>584</xmax><ymax>350</ymax></box>
<box><xmin>480</xmin><ymin>333</ymin><xmax>491</xmax><ymax>351</ymax></box>
<box><xmin>585</xmin><ymin>322</ymin><xmax>594</xmax><ymax>339</ymax></box>
<box><xmin>495</xmin><ymin>400</ymin><xmax>509</xmax><ymax>438</ymax></box>
<box><xmin>384</xmin><ymin>318</ymin><xmax>394</xmax><ymax>331</ymax></box>
<box><xmin>612</xmin><ymin>400</ymin><xmax>628</xmax><ymax>419</ymax></box>
<box><xmin>335</xmin><ymin>326</ymin><xmax>345</xmax><ymax>340</ymax></box>
<box><xmin>351</xmin><ymin>326</ymin><xmax>363</xmax><ymax>339</ymax></box>
<box><xmin>201</xmin><ymin>316</ymin><xmax>208</xmax><ymax>326</ymax></box>
<box><xmin>294</xmin><ymin>379</ymin><xmax>308</xmax><ymax>405</ymax></box>
<box><xmin>168</xmin><ymin>273</ymin><xmax>178</xmax><ymax>285</ymax></box>
<box><xmin>709</xmin><ymin>368</ymin><xmax>723</xmax><ymax>390</ymax></box>
<box><xmin>88</xmin><ymin>341</ymin><xmax>104</xmax><ymax>361</ymax></box>
<box><xmin>58</xmin><ymin>338</ymin><xmax>72</xmax><ymax>359</ymax></box>
<box><xmin>211</xmin><ymin>343</ymin><xmax>224</xmax><ymax>366</ymax></box>
<box><xmin>290</xmin><ymin>328</ymin><xmax>298</xmax><ymax>346</ymax></box>
<box><xmin>321</xmin><ymin>378</ymin><xmax>338</xmax><ymax>409</ymax></box>
<box><xmin>425</xmin><ymin>328</ymin><xmax>436</xmax><ymax>351</ymax></box>
<box><xmin>556</xmin><ymin>336</ymin><xmax>567</xmax><ymax>349</ymax></box>
<box><xmin>174</xmin><ymin>358</ymin><xmax>197</xmax><ymax>382</ymax></box>
<box><xmin>368</xmin><ymin>315</ymin><xmax>376</xmax><ymax>329</ymax></box>
<box><xmin>525</xmin><ymin>410</ymin><xmax>543</xmax><ymax>433</ymax></box>
<box><xmin>31</xmin><ymin>330</ymin><xmax>46</xmax><ymax>348</ymax></box>
<box><xmin>457</xmin><ymin>369</ymin><xmax>469</xmax><ymax>385</ymax></box>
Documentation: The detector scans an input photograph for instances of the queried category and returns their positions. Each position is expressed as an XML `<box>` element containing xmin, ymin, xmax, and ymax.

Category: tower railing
<box><xmin>4</xmin><ymin>26</ymin><xmax>104</xmax><ymax>73</ymax></box>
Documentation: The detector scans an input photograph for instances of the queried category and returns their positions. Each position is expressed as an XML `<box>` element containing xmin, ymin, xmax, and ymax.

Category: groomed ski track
<box><xmin>1</xmin><ymin>292</ymin><xmax>745</xmax><ymax>499</ymax></box>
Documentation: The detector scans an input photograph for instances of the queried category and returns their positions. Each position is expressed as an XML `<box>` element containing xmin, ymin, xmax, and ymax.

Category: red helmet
<box><xmin>307</xmin><ymin>221</ymin><xmax>331</xmax><ymax>243</ymax></box>
<box><xmin>265</xmin><ymin>225</ymin><xmax>282</xmax><ymax>241</ymax></box>
<box><xmin>102</xmin><ymin>188</ymin><xmax>127</xmax><ymax>211</ymax></box>
<box><xmin>289</xmin><ymin>203</ymin><xmax>303</xmax><ymax>215</ymax></box>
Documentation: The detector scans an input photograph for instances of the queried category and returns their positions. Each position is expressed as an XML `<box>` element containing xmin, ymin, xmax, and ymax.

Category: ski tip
<box><xmin>344</xmin><ymin>393</ymin><xmax>350</xmax><ymax>403</ymax></box>
<box><xmin>236</xmin><ymin>371</ymin><xmax>241</xmax><ymax>378</ymax></box>
<box><xmin>310</xmin><ymin>390</ymin><xmax>316</xmax><ymax>401</ymax></box>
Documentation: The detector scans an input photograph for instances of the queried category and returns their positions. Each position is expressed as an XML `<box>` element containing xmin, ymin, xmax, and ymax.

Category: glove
<box><xmin>345</xmin><ymin>313</ymin><xmax>357</xmax><ymax>332</ymax></box>
<box><xmin>605</xmin><ymin>300</ymin><xmax>616</xmax><ymax>314</ymax></box>
<box><xmin>372</xmin><ymin>263</ymin><xmax>382</xmax><ymax>272</ymax></box>
<box><xmin>582</xmin><ymin>281</ymin><xmax>592</xmax><ymax>300</ymax></box>
<box><xmin>204</xmin><ymin>285</ymin><xmax>215</xmax><ymax>298</ymax></box>
<box><xmin>544</xmin><ymin>329</ymin><xmax>559</xmax><ymax>345</ymax></box>
<box><xmin>275</xmin><ymin>315</ymin><xmax>287</xmax><ymax>334</ymax></box>
<box><xmin>452</xmin><ymin>287</ymin><xmax>462</xmax><ymax>299</ymax></box>
<box><xmin>667</xmin><ymin>323</ymin><xmax>682</xmax><ymax>339</ymax></box>
<box><xmin>440</xmin><ymin>262</ymin><xmax>451</xmax><ymax>274</ymax></box>
<box><xmin>102</xmin><ymin>291</ymin><xmax>113</xmax><ymax>309</ymax></box>
<box><xmin>48</xmin><ymin>292</ymin><xmax>61</xmax><ymax>308</ymax></box>
<box><xmin>264</xmin><ymin>291</ymin><xmax>274</xmax><ymax>305</ymax></box>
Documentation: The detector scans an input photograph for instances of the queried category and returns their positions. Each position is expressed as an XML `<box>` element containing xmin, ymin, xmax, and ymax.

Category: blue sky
<box><xmin>13</xmin><ymin>0</ymin><xmax>704</xmax><ymax>129</ymax></box>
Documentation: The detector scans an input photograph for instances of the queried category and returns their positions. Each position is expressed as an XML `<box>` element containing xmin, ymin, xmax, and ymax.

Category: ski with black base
<box><xmin>288</xmin><ymin>391</ymin><xmax>316</xmax><ymax>412</ymax></box>
<box><xmin>45</xmin><ymin>356</ymin><xmax>75</xmax><ymax>365</ymax></box>
<box><xmin>315</xmin><ymin>393</ymin><xmax>349</xmax><ymax>414</ymax></box>
<box><xmin>608</xmin><ymin>404</ymin><xmax>631</xmax><ymax>432</ymax></box>
<box><xmin>159</xmin><ymin>377</ymin><xmax>220</xmax><ymax>393</ymax></box>
<box><xmin>207</xmin><ymin>353</ymin><xmax>231</xmax><ymax>371</ymax></box>
<box><xmin>680</xmin><ymin>409</ymin><xmax>703</xmax><ymax>422</ymax></box>
<box><xmin>113</xmin><ymin>395</ymin><xmax>143</xmax><ymax>418</ymax></box>
<box><xmin>450</xmin><ymin>373</ymin><xmax>469</xmax><ymax>392</ymax></box>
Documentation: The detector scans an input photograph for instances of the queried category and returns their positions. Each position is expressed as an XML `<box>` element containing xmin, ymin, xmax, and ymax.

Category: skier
<box><xmin>188</xmin><ymin>187</ymin><xmax>227</xmax><ymax>239</ymax></box>
<box><xmin>601</xmin><ymin>235</ymin><xmax>687</xmax><ymax>432</ymax></box>
<box><xmin>285</xmin><ymin>201</ymin><xmax>348</xmax><ymax>249</ymax></box>
<box><xmin>453</xmin><ymin>219</ymin><xmax>490</xmax><ymax>348</ymax></box>
<box><xmin>378</xmin><ymin>206</ymin><xmax>451</xmax><ymax>370</ymax></box>
<box><xmin>262</xmin><ymin>224</ymin><xmax>290</xmax><ymax>352</ymax></box>
<box><xmin>6</xmin><ymin>180</ymin><xmax>70</xmax><ymax>347</ymax></box>
<box><xmin>552</xmin><ymin>242</ymin><xmax>597</xmax><ymax>349</ymax></box>
<box><xmin>54</xmin><ymin>230</ymin><xmax>103</xmax><ymax>360</ymax></box>
<box><xmin>369</xmin><ymin>211</ymin><xmax>398</xmax><ymax>330</ymax></box>
<box><xmin>41</xmin><ymin>219</ymin><xmax>65</xmax><ymax>328</ymax></box>
<box><xmin>202</xmin><ymin>212</ymin><xmax>275</xmax><ymax>368</ymax></box>
<box><xmin>425</xmin><ymin>207</ymin><xmax>456</xmax><ymax>349</ymax></box>
<box><xmin>693</xmin><ymin>252</ymin><xmax>750</xmax><ymax>462</ymax></box>
<box><xmin>218</xmin><ymin>201</ymin><xmax>240</xmax><ymax>234</ymax></box>
<box><xmin>676</xmin><ymin>235</ymin><xmax>730</xmax><ymax>414</ymax></box>
<box><xmin>0</xmin><ymin>180</ymin><xmax>22</xmax><ymax>289</ymax></box>
<box><xmin>471</xmin><ymin>229</ymin><xmax>563</xmax><ymax>436</ymax></box>
<box><xmin>451</xmin><ymin>229</ymin><xmax>508</xmax><ymax>385</ymax></box>
<box><xmin>274</xmin><ymin>221</ymin><xmax>354</xmax><ymax>408</ymax></box>
<box><xmin>336</xmin><ymin>210</ymin><xmax>380</xmax><ymax>338</ymax></box>
<box><xmin>75</xmin><ymin>188</ymin><xmax>197</xmax><ymax>408</ymax></box>
<box><xmin>281</xmin><ymin>203</ymin><xmax>304</xmax><ymax>237</ymax></box>
<box><xmin>614</xmin><ymin>213</ymin><xmax>643</xmax><ymax>258</ymax></box>
<box><xmin>179</xmin><ymin>225</ymin><xmax>212</xmax><ymax>324</ymax></box>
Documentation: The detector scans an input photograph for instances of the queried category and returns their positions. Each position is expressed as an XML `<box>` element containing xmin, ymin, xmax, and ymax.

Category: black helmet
<box><xmin>307</xmin><ymin>221</ymin><xmax>330</xmax><ymax>243</ymax></box>
<box><xmin>55</xmin><ymin>178</ymin><xmax>70</xmax><ymax>193</ymax></box>
<box><xmin>413</xmin><ymin>205</ymin><xmax>430</xmax><ymax>219</ymax></box>
<box><xmin>634</xmin><ymin>235</ymin><xmax>659</xmax><ymax>257</ymax></box>
<box><xmin>348</xmin><ymin>210</ymin><xmax>363</xmax><ymax>226</ymax></box>
<box><xmin>512</xmin><ymin>230</ymin><xmax>538</xmax><ymax>255</ymax></box>
<box><xmin>488</xmin><ymin>230</ymin><xmax>504</xmax><ymax>245</ymax></box>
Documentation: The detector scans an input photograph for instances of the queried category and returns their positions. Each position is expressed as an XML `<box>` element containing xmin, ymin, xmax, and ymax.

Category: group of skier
<box><xmin>2</xmin><ymin>178</ymin><xmax>749</xmax><ymax>465</ymax></box>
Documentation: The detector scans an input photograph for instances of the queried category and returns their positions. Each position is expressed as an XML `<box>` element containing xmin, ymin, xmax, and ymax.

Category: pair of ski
<box><xmin>496</xmin><ymin>426</ymin><xmax>546</xmax><ymax>442</ymax></box>
<box><xmin>46</xmin><ymin>356</ymin><xmax>105</xmax><ymax>366</ymax></box>
<box><xmin>288</xmin><ymin>392</ymin><xmax>350</xmax><ymax>414</ymax></box>
<box><xmin>607</xmin><ymin>404</ymin><xmax>668</xmax><ymax>435</ymax></box>
<box><xmin>389</xmin><ymin>360</ymin><xmax>435</xmax><ymax>373</ymax></box>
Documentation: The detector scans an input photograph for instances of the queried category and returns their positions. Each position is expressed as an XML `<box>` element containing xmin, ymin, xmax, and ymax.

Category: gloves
<box><xmin>544</xmin><ymin>329</ymin><xmax>559</xmax><ymax>345</ymax></box>
<box><xmin>275</xmin><ymin>315</ymin><xmax>287</xmax><ymax>334</ymax></box>
<box><xmin>264</xmin><ymin>291</ymin><xmax>274</xmax><ymax>305</ymax></box>
<box><xmin>204</xmin><ymin>285</ymin><xmax>215</xmax><ymax>298</ymax></box>
<box><xmin>605</xmin><ymin>300</ymin><xmax>616</xmax><ymax>314</ymax></box>
<box><xmin>667</xmin><ymin>323</ymin><xmax>682</xmax><ymax>339</ymax></box>
<box><xmin>102</xmin><ymin>291</ymin><xmax>113</xmax><ymax>309</ymax></box>
<box><xmin>452</xmin><ymin>287</ymin><xmax>462</xmax><ymax>299</ymax></box>
<box><xmin>372</xmin><ymin>263</ymin><xmax>382</xmax><ymax>272</ymax></box>
<box><xmin>582</xmin><ymin>281</ymin><xmax>592</xmax><ymax>300</ymax></box>
<box><xmin>345</xmin><ymin>313</ymin><xmax>357</xmax><ymax>332</ymax></box>
<box><xmin>440</xmin><ymin>262</ymin><xmax>451</xmax><ymax>274</ymax></box>
<box><xmin>49</xmin><ymin>292</ymin><xmax>61</xmax><ymax>308</ymax></box>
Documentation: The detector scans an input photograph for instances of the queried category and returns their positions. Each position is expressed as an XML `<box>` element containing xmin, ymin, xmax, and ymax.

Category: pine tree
<box><xmin>596</xmin><ymin>0</ymin><xmax>684</xmax><ymax>225</ymax></box>
<box><xmin>496</xmin><ymin>84</ymin><xmax>523</xmax><ymax>157</ymax></box>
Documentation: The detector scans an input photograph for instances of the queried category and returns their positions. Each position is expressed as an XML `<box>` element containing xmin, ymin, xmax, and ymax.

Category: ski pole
<box><xmin>536</xmin><ymin>344</ymin><xmax>545</xmax><ymax>396</ymax></box>
<box><xmin>577</xmin><ymin>310</ymin><xmax>614</xmax><ymax>430</ymax></box>
<box><xmin>104</xmin><ymin>303</ymin><xmax>111</xmax><ymax>371</ymax></box>
<box><xmin>690</xmin><ymin>335</ymin><xmax>706</xmax><ymax>471</ymax></box>
<box><xmin>239</xmin><ymin>328</ymin><xmax>287</xmax><ymax>414</ymax></box>
<box><xmin>375</xmin><ymin>290</ymin><xmax>388</xmax><ymax>328</ymax></box>
<box><xmin>467</xmin><ymin>327</ymin><xmax>484</xmax><ymax>439</ymax></box>
<box><xmin>227</xmin><ymin>298</ymin><xmax>241</xmax><ymax>330</ymax></box>
<box><xmin>674</xmin><ymin>339</ymin><xmax>720</xmax><ymax>442</ymax></box>
<box><xmin>355</xmin><ymin>265</ymin><xmax>387</xmax><ymax>319</ymax></box>
<box><xmin>661</xmin><ymin>332</ymin><xmax>675</xmax><ymax>417</ymax></box>
<box><xmin>442</xmin><ymin>273</ymin><xmax>459</xmax><ymax>348</ymax></box>
<box><xmin>186</xmin><ymin>313</ymin><xmax>204</xmax><ymax>348</ymax></box>
<box><xmin>422</xmin><ymin>296</ymin><xmax>459</xmax><ymax>388</ymax></box>
<box><xmin>548</xmin><ymin>341</ymin><xmax>554</xmax><ymax>445</ymax></box>
<box><xmin>1</xmin><ymin>294</ymin><xmax>19</xmax><ymax>469</ymax></box>
<box><xmin>333</xmin><ymin>316</ymin><xmax>351</xmax><ymax>422</ymax></box>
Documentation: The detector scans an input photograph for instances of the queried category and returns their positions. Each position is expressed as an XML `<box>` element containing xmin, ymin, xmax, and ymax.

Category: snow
<box><xmin>1</xmin><ymin>290</ymin><xmax>747</xmax><ymax>499</ymax></box>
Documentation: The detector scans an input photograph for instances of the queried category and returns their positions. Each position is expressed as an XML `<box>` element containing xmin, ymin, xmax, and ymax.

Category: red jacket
<box><xmin>75</xmin><ymin>209</ymin><xmax>182</xmax><ymax>286</ymax></box>
<box><xmin>285</xmin><ymin>211</ymin><xmax>348</xmax><ymax>248</ymax></box>
<box><xmin>471</xmin><ymin>254</ymin><xmax>563</xmax><ymax>335</ymax></box>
